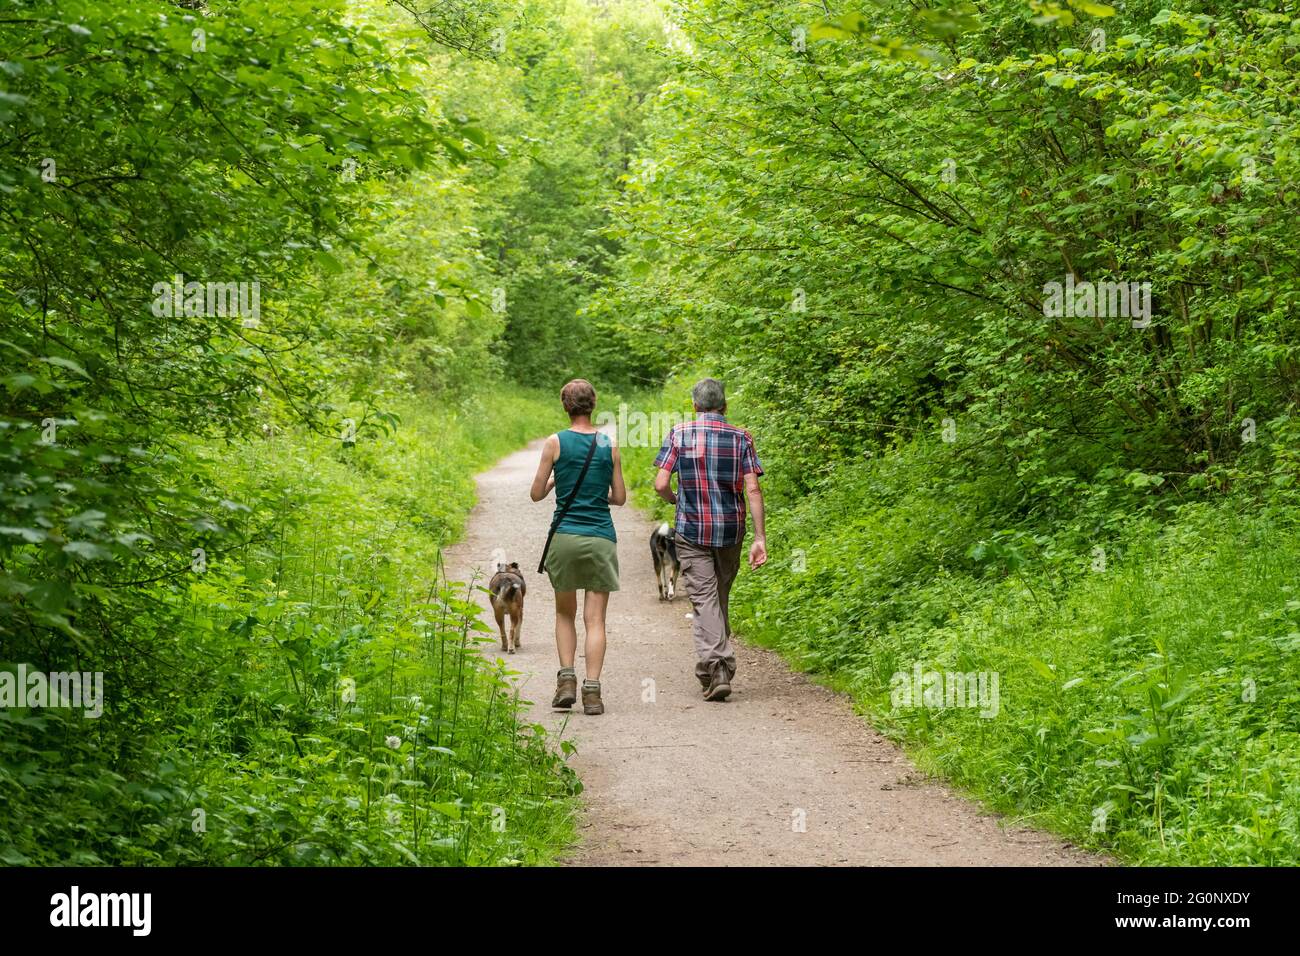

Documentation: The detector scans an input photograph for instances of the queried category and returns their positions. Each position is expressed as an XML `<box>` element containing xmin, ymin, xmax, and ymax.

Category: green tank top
<box><xmin>553</xmin><ymin>430</ymin><xmax>616</xmax><ymax>542</ymax></box>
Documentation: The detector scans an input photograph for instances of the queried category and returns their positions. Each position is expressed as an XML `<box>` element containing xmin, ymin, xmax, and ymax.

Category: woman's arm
<box><xmin>530</xmin><ymin>434</ymin><xmax>559</xmax><ymax>502</ymax></box>
<box><xmin>608</xmin><ymin>443</ymin><xmax>627</xmax><ymax>506</ymax></box>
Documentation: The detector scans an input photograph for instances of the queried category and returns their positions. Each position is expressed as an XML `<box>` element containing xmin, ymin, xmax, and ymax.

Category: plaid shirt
<box><xmin>654</xmin><ymin>412</ymin><xmax>764</xmax><ymax>548</ymax></box>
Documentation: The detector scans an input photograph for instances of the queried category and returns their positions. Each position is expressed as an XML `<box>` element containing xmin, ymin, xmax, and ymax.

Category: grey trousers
<box><xmin>676</xmin><ymin>538</ymin><xmax>743</xmax><ymax>682</ymax></box>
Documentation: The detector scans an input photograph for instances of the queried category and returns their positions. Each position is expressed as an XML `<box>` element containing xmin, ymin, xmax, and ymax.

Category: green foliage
<box><xmin>593</xmin><ymin>0</ymin><xmax>1300</xmax><ymax>495</ymax></box>
<box><xmin>0</xmin><ymin>0</ymin><xmax>481</xmax><ymax>659</ymax></box>
<box><xmin>459</xmin><ymin>0</ymin><xmax>672</xmax><ymax>385</ymax></box>
<box><xmin>1</xmin><ymin>392</ymin><xmax>574</xmax><ymax>865</ymax></box>
<box><xmin>735</xmin><ymin>473</ymin><xmax>1300</xmax><ymax>864</ymax></box>
<box><xmin>0</xmin><ymin>0</ymin><xmax>578</xmax><ymax>866</ymax></box>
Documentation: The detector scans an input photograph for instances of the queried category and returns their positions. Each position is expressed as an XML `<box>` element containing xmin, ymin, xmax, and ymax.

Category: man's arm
<box><xmin>653</xmin><ymin>426</ymin><xmax>679</xmax><ymax>506</ymax></box>
<box><xmin>745</xmin><ymin>472</ymin><xmax>767</xmax><ymax>569</ymax></box>
<box><xmin>654</xmin><ymin>467</ymin><xmax>677</xmax><ymax>505</ymax></box>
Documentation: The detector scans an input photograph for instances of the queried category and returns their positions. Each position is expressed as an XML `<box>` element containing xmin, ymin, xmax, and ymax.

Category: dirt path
<box><xmin>444</xmin><ymin>435</ymin><xmax>1099</xmax><ymax>866</ymax></box>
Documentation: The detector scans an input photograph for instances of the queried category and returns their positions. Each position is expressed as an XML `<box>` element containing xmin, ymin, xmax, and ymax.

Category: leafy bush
<box><xmin>1</xmin><ymin>391</ymin><xmax>575</xmax><ymax>865</ymax></box>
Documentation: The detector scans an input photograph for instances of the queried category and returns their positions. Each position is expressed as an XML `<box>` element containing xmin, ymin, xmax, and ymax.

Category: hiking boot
<box><xmin>695</xmin><ymin>664</ymin><xmax>711</xmax><ymax>690</ymax></box>
<box><xmin>703</xmin><ymin>662</ymin><xmax>731</xmax><ymax>702</ymax></box>
<box><xmin>582</xmin><ymin>679</ymin><xmax>604</xmax><ymax>715</ymax></box>
<box><xmin>552</xmin><ymin>668</ymin><xmax>577</xmax><ymax>709</ymax></box>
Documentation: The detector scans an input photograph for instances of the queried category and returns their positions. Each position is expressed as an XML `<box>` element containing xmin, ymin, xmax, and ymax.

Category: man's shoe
<box><xmin>552</xmin><ymin>668</ymin><xmax>577</xmax><ymax>709</ymax></box>
<box><xmin>695</xmin><ymin>664</ymin><xmax>711</xmax><ymax>690</ymax></box>
<box><xmin>704</xmin><ymin>663</ymin><xmax>731</xmax><ymax>702</ymax></box>
<box><xmin>582</xmin><ymin>679</ymin><xmax>604</xmax><ymax>715</ymax></box>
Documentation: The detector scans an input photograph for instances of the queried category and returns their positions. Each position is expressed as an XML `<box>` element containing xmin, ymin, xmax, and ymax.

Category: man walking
<box><xmin>653</xmin><ymin>378</ymin><xmax>767</xmax><ymax>701</ymax></box>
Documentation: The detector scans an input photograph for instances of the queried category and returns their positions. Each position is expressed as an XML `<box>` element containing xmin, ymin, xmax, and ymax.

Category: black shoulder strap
<box><xmin>538</xmin><ymin>432</ymin><xmax>600</xmax><ymax>574</ymax></box>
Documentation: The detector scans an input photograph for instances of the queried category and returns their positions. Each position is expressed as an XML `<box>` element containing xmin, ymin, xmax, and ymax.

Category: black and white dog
<box><xmin>649</xmin><ymin>522</ymin><xmax>680</xmax><ymax>602</ymax></box>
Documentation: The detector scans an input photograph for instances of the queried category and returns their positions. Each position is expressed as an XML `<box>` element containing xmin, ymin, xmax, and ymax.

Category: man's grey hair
<box><xmin>692</xmin><ymin>378</ymin><xmax>726</xmax><ymax>413</ymax></box>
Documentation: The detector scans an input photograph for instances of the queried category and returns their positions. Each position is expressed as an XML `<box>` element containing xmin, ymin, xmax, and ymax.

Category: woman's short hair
<box><xmin>561</xmin><ymin>379</ymin><xmax>597</xmax><ymax>418</ymax></box>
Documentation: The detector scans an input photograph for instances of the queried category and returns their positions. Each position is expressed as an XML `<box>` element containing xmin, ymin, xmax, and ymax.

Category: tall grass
<box><xmin>616</xmin><ymin>384</ymin><xmax>1300</xmax><ymax>865</ymax></box>
<box><xmin>0</xmin><ymin>388</ymin><xmax>576</xmax><ymax>866</ymax></box>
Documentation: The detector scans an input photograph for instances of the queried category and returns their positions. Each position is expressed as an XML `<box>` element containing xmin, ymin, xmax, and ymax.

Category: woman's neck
<box><xmin>569</xmin><ymin>415</ymin><xmax>596</xmax><ymax>433</ymax></box>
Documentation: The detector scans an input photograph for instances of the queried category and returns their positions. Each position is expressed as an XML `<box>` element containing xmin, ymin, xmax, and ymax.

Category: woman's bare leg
<box><xmin>582</xmin><ymin>590</ymin><xmax>609</xmax><ymax>680</ymax></box>
<box><xmin>554</xmin><ymin>590</ymin><xmax>578</xmax><ymax>668</ymax></box>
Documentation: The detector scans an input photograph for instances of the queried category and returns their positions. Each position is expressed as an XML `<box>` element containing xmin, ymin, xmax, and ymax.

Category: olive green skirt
<box><xmin>545</xmin><ymin>532</ymin><xmax>620</xmax><ymax>593</ymax></box>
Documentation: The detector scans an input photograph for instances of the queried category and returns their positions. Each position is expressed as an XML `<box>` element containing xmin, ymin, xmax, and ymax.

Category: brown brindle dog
<box><xmin>488</xmin><ymin>561</ymin><xmax>526</xmax><ymax>654</ymax></box>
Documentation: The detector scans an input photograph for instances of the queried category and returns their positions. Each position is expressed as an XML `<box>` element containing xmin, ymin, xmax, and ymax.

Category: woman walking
<box><xmin>530</xmin><ymin>379</ymin><xmax>626</xmax><ymax>715</ymax></box>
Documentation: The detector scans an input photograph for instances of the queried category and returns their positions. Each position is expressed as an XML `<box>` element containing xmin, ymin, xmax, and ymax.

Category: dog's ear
<box><xmin>508</xmin><ymin>562</ymin><xmax>520</xmax><ymax>572</ymax></box>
